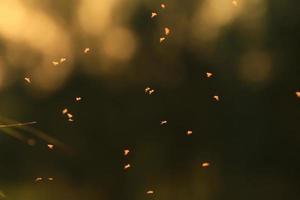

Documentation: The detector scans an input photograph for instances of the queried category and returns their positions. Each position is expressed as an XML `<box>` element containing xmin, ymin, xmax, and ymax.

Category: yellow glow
<box><xmin>77</xmin><ymin>0</ymin><xmax>118</xmax><ymax>36</ymax></box>
<box><xmin>101</xmin><ymin>26</ymin><xmax>137</xmax><ymax>62</ymax></box>
<box><xmin>192</xmin><ymin>0</ymin><xmax>243</xmax><ymax>42</ymax></box>
<box><xmin>0</xmin><ymin>0</ymin><xmax>71</xmax><ymax>56</ymax></box>
<box><xmin>0</xmin><ymin>0</ymin><xmax>73</xmax><ymax>93</ymax></box>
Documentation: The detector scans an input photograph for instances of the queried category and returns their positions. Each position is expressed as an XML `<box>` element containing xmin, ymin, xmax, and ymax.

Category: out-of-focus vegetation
<box><xmin>0</xmin><ymin>0</ymin><xmax>299</xmax><ymax>199</ymax></box>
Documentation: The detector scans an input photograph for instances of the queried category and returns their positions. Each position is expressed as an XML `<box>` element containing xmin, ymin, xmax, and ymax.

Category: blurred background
<box><xmin>0</xmin><ymin>0</ymin><xmax>299</xmax><ymax>199</ymax></box>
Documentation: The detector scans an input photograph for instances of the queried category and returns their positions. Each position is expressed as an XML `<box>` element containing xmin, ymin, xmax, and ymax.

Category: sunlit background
<box><xmin>0</xmin><ymin>0</ymin><xmax>299</xmax><ymax>199</ymax></box>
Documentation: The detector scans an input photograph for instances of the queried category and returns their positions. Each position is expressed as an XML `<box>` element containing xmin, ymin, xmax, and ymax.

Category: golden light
<box><xmin>101</xmin><ymin>26</ymin><xmax>137</xmax><ymax>62</ymax></box>
<box><xmin>192</xmin><ymin>0</ymin><xmax>243</xmax><ymax>42</ymax></box>
<box><xmin>232</xmin><ymin>0</ymin><xmax>238</xmax><ymax>6</ymax></box>
<box><xmin>77</xmin><ymin>0</ymin><xmax>117</xmax><ymax>36</ymax></box>
<box><xmin>0</xmin><ymin>0</ymin><xmax>73</xmax><ymax>93</ymax></box>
